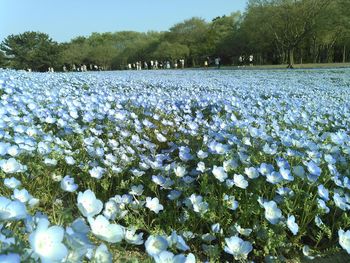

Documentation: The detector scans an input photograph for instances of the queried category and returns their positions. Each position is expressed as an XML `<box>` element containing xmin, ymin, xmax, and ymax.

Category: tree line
<box><xmin>0</xmin><ymin>0</ymin><xmax>349</xmax><ymax>71</ymax></box>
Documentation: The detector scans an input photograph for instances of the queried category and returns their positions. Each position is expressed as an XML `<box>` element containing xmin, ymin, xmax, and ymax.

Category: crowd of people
<box><xmin>127</xmin><ymin>59</ymin><xmax>186</xmax><ymax>70</ymax></box>
<box><xmin>43</xmin><ymin>55</ymin><xmax>254</xmax><ymax>72</ymax></box>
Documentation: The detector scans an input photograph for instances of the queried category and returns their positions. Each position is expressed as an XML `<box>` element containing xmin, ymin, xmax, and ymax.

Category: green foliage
<box><xmin>0</xmin><ymin>31</ymin><xmax>61</xmax><ymax>71</ymax></box>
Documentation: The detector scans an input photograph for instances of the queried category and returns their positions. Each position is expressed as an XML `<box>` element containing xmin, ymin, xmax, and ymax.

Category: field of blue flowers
<box><xmin>0</xmin><ymin>68</ymin><xmax>350</xmax><ymax>262</ymax></box>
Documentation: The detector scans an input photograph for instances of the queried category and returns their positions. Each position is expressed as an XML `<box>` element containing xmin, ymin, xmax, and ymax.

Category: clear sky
<box><xmin>0</xmin><ymin>0</ymin><xmax>247</xmax><ymax>43</ymax></box>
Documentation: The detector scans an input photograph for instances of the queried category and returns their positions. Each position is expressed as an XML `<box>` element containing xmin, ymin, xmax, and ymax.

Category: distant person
<box><xmin>155</xmin><ymin>60</ymin><xmax>158</xmax><ymax>69</ymax></box>
<box><xmin>180</xmin><ymin>59</ymin><xmax>184</xmax><ymax>69</ymax></box>
<box><xmin>215</xmin><ymin>57</ymin><xmax>221</xmax><ymax>69</ymax></box>
<box><xmin>63</xmin><ymin>65</ymin><xmax>67</xmax><ymax>72</ymax></box>
<box><xmin>174</xmin><ymin>61</ymin><xmax>178</xmax><ymax>69</ymax></box>
<box><xmin>204</xmin><ymin>60</ymin><xmax>208</xmax><ymax>68</ymax></box>
<box><xmin>150</xmin><ymin>60</ymin><xmax>154</xmax><ymax>69</ymax></box>
<box><xmin>249</xmin><ymin>55</ymin><xmax>254</xmax><ymax>66</ymax></box>
<box><xmin>239</xmin><ymin>56</ymin><xmax>243</xmax><ymax>67</ymax></box>
<box><xmin>144</xmin><ymin>61</ymin><xmax>148</xmax><ymax>69</ymax></box>
<box><xmin>166</xmin><ymin>61</ymin><xmax>170</xmax><ymax>69</ymax></box>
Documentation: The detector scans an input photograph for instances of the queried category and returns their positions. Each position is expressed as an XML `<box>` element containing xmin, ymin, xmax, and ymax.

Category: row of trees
<box><xmin>1</xmin><ymin>0</ymin><xmax>349</xmax><ymax>71</ymax></box>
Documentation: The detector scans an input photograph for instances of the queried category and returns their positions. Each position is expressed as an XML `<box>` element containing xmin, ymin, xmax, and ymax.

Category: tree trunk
<box><xmin>343</xmin><ymin>45</ymin><xmax>346</xmax><ymax>63</ymax></box>
<box><xmin>287</xmin><ymin>48</ymin><xmax>294</xmax><ymax>68</ymax></box>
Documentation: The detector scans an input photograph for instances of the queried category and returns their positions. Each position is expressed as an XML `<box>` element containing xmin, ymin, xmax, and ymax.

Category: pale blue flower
<box><xmin>338</xmin><ymin>229</ymin><xmax>350</xmax><ymax>254</ymax></box>
<box><xmin>266</xmin><ymin>171</ymin><xmax>283</xmax><ymax>184</ymax></box>
<box><xmin>287</xmin><ymin>215</ymin><xmax>299</xmax><ymax>235</ymax></box>
<box><xmin>93</xmin><ymin>243</ymin><xmax>112</xmax><ymax>263</ymax></box>
<box><xmin>60</xmin><ymin>175</ymin><xmax>78</xmax><ymax>192</ymax></box>
<box><xmin>88</xmin><ymin>215</ymin><xmax>124</xmax><ymax>243</ymax></box>
<box><xmin>0</xmin><ymin>196</ymin><xmax>27</xmax><ymax>220</ymax></box>
<box><xmin>0</xmin><ymin>253</ymin><xmax>21</xmax><ymax>263</ymax></box>
<box><xmin>244</xmin><ymin>167</ymin><xmax>259</xmax><ymax>179</ymax></box>
<box><xmin>174</xmin><ymin>165</ymin><xmax>187</xmax><ymax>177</ymax></box>
<box><xmin>145</xmin><ymin>235</ymin><xmax>169</xmax><ymax>256</ymax></box>
<box><xmin>224</xmin><ymin>236</ymin><xmax>253</xmax><ymax>260</ymax></box>
<box><xmin>29</xmin><ymin>218</ymin><xmax>68</xmax><ymax>263</ymax></box>
<box><xmin>233</xmin><ymin>174</ymin><xmax>249</xmax><ymax>189</ymax></box>
<box><xmin>212</xmin><ymin>165</ymin><xmax>228</xmax><ymax>182</ymax></box>
<box><xmin>0</xmin><ymin>158</ymin><xmax>23</xmax><ymax>173</ymax></box>
<box><xmin>89</xmin><ymin>166</ymin><xmax>105</xmax><ymax>179</ymax></box>
<box><xmin>4</xmin><ymin>177</ymin><xmax>21</xmax><ymax>189</ymax></box>
<box><xmin>12</xmin><ymin>188</ymin><xmax>31</xmax><ymax>203</ymax></box>
<box><xmin>146</xmin><ymin>197</ymin><xmax>164</xmax><ymax>214</ymax></box>
<box><xmin>262</xmin><ymin>200</ymin><xmax>283</xmax><ymax>224</ymax></box>
<box><xmin>317</xmin><ymin>198</ymin><xmax>330</xmax><ymax>213</ymax></box>
<box><xmin>317</xmin><ymin>184</ymin><xmax>329</xmax><ymax>201</ymax></box>
<box><xmin>306</xmin><ymin>161</ymin><xmax>321</xmax><ymax>177</ymax></box>
<box><xmin>77</xmin><ymin>189</ymin><xmax>103</xmax><ymax>217</ymax></box>
<box><xmin>125</xmin><ymin>227</ymin><xmax>144</xmax><ymax>245</ymax></box>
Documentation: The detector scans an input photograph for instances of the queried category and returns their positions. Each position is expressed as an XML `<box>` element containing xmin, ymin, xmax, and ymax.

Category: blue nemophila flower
<box><xmin>223</xmin><ymin>159</ymin><xmax>239</xmax><ymax>172</ymax></box>
<box><xmin>187</xmin><ymin>194</ymin><xmax>208</xmax><ymax>214</ymax></box>
<box><xmin>146</xmin><ymin>197</ymin><xmax>164</xmax><ymax>214</ymax></box>
<box><xmin>224</xmin><ymin>236</ymin><xmax>253</xmax><ymax>260</ymax></box>
<box><xmin>317</xmin><ymin>184</ymin><xmax>329</xmax><ymax>201</ymax></box>
<box><xmin>233</xmin><ymin>174</ymin><xmax>249</xmax><ymax>189</ymax></box>
<box><xmin>287</xmin><ymin>215</ymin><xmax>299</xmax><ymax>235</ymax></box>
<box><xmin>12</xmin><ymin>188</ymin><xmax>31</xmax><ymax>203</ymax></box>
<box><xmin>29</xmin><ymin>218</ymin><xmax>68</xmax><ymax>263</ymax></box>
<box><xmin>93</xmin><ymin>243</ymin><xmax>113</xmax><ymax>263</ymax></box>
<box><xmin>333</xmin><ymin>193</ymin><xmax>350</xmax><ymax>211</ymax></box>
<box><xmin>223</xmin><ymin>195</ymin><xmax>239</xmax><ymax>211</ymax></box>
<box><xmin>168</xmin><ymin>231</ymin><xmax>190</xmax><ymax>251</ymax></box>
<box><xmin>89</xmin><ymin>166</ymin><xmax>105</xmax><ymax>179</ymax></box>
<box><xmin>317</xmin><ymin>198</ymin><xmax>330</xmax><ymax>214</ymax></box>
<box><xmin>197</xmin><ymin>150</ymin><xmax>208</xmax><ymax>159</ymax></box>
<box><xmin>4</xmin><ymin>177</ymin><xmax>21</xmax><ymax>189</ymax></box>
<box><xmin>259</xmin><ymin>163</ymin><xmax>274</xmax><ymax>176</ymax></box>
<box><xmin>0</xmin><ymin>158</ymin><xmax>24</xmax><ymax>173</ymax></box>
<box><xmin>0</xmin><ymin>142</ymin><xmax>10</xmax><ymax>156</ymax></box>
<box><xmin>293</xmin><ymin>165</ymin><xmax>305</xmax><ymax>178</ymax></box>
<box><xmin>65</xmin><ymin>156</ymin><xmax>76</xmax><ymax>165</ymax></box>
<box><xmin>145</xmin><ymin>235</ymin><xmax>169</xmax><ymax>257</ymax></box>
<box><xmin>280</xmin><ymin>168</ymin><xmax>294</xmax><ymax>181</ymax></box>
<box><xmin>338</xmin><ymin>229</ymin><xmax>350</xmax><ymax>254</ymax></box>
<box><xmin>244</xmin><ymin>167</ymin><xmax>259</xmax><ymax>179</ymax></box>
<box><xmin>0</xmin><ymin>196</ymin><xmax>27</xmax><ymax>220</ymax></box>
<box><xmin>60</xmin><ymin>175</ymin><xmax>78</xmax><ymax>192</ymax></box>
<box><xmin>0</xmin><ymin>253</ymin><xmax>20</xmax><ymax>263</ymax></box>
<box><xmin>266</xmin><ymin>171</ymin><xmax>283</xmax><ymax>184</ymax></box>
<box><xmin>88</xmin><ymin>215</ymin><xmax>124</xmax><ymax>243</ymax></box>
<box><xmin>129</xmin><ymin>185</ymin><xmax>144</xmax><ymax>196</ymax></box>
<box><xmin>77</xmin><ymin>189</ymin><xmax>103</xmax><ymax>217</ymax></box>
<box><xmin>306</xmin><ymin>161</ymin><xmax>321</xmax><ymax>177</ymax></box>
<box><xmin>212</xmin><ymin>165</ymin><xmax>228</xmax><ymax>182</ymax></box>
<box><xmin>174</xmin><ymin>165</ymin><xmax>187</xmax><ymax>178</ymax></box>
<box><xmin>125</xmin><ymin>227</ymin><xmax>144</xmax><ymax>245</ymax></box>
<box><xmin>262</xmin><ymin>200</ymin><xmax>283</xmax><ymax>224</ymax></box>
<box><xmin>153</xmin><ymin>251</ymin><xmax>194</xmax><ymax>263</ymax></box>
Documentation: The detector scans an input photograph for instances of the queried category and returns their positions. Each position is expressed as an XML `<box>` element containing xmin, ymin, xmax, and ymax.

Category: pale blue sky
<box><xmin>0</xmin><ymin>0</ymin><xmax>247</xmax><ymax>43</ymax></box>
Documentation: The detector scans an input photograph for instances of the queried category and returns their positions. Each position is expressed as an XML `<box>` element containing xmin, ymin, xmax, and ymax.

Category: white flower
<box><xmin>146</xmin><ymin>197</ymin><xmax>164</xmax><ymax>214</ymax></box>
<box><xmin>77</xmin><ymin>189</ymin><xmax>103</xmax><ymax>218</ymax></box>
<box><xmin>212</xmin><ymin>165</ymin><xmax>228</xmax><ymax>182</ymax></box>
<box><xmin>88</xmin><ymin>215</ymin><xmax>124</xmax><ymax>243</ymax></box>
<box><xmin>224</xmin><ymin>236</ymin><xmax>253</xmax><ymax>260</ymax></box>
<box><xmin>29</xmin><ymin>218</ymin><xmax>68</xmax><ymax>262</ymax></box>
<box><xmin>174</xmin><ymin>166</ymin><xmax>187</xmax><ymax>178</ymax></box>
